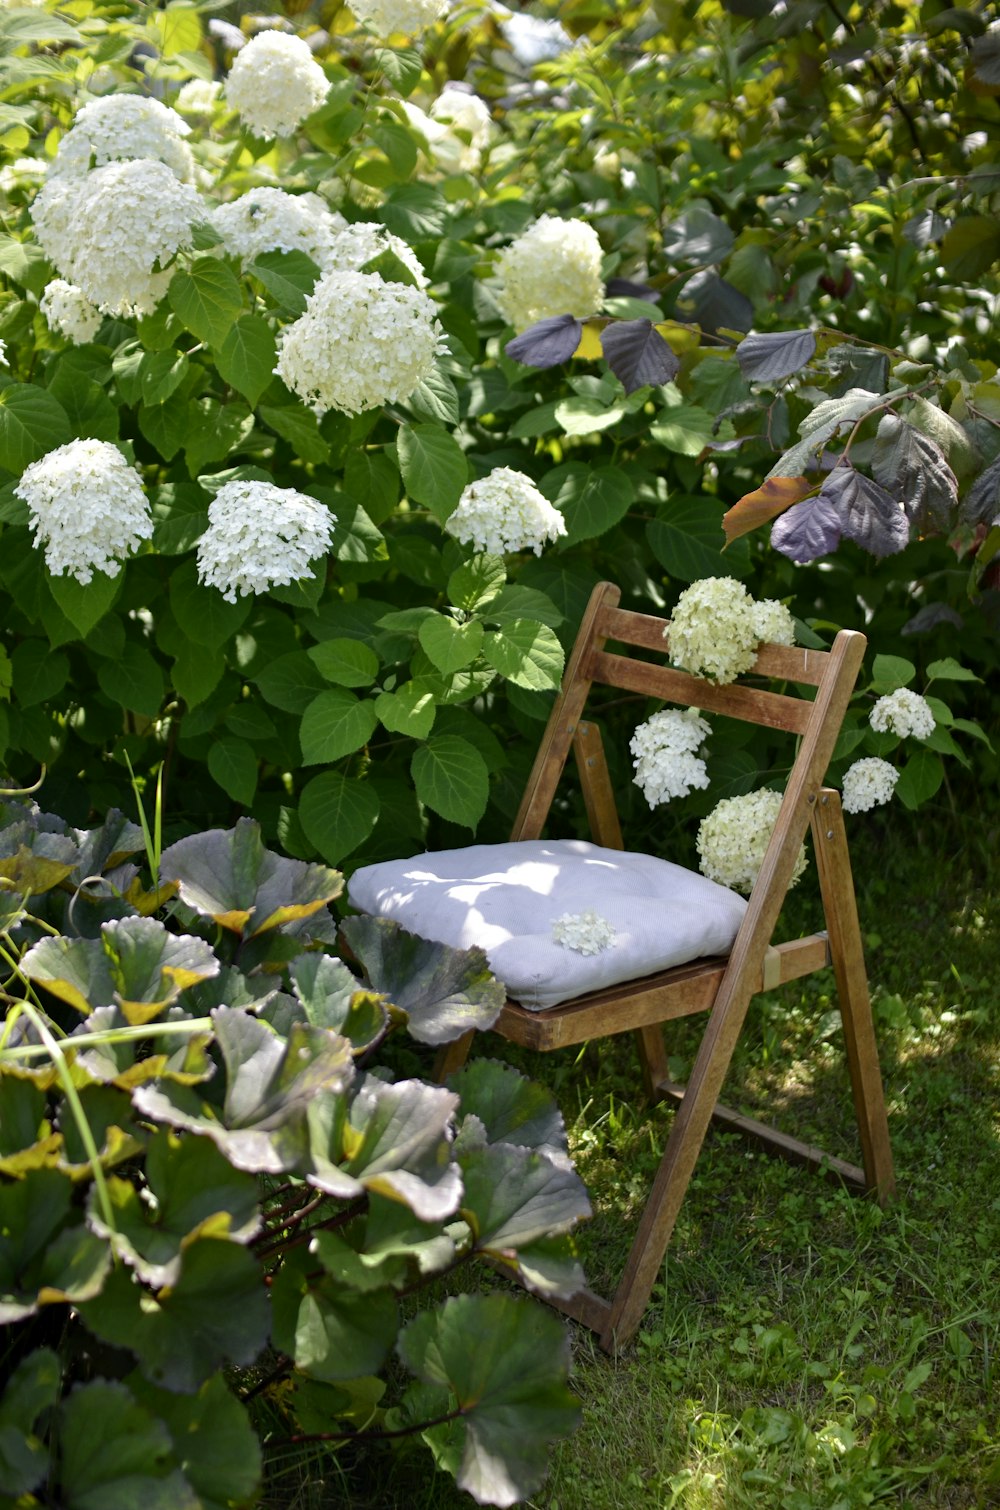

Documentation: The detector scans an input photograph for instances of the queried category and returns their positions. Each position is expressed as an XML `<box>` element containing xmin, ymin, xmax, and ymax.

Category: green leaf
<box><xmin>47</xmin><ymin>569</ymin><xmax>121</xmax><ymax>638</ymax></box>
<box><xmin>908</xmin><ymin>397</ymin><xmax>978</xmax><ymax>481</ymax></box>
<box><xmin>798</xmin><ymin>388</ymin><xmax>880</xmax><ymax>447</ymax></box>
<box><xmin>396</xmin><ymin>1294</ymin><xmax>580</xmax><ymax>1507</ymax></box>
<box><xmin>411</xmin><ymin>734</ymin><xmax>489</xmax><ymax>828</ymax></box>
<box><xmin>250</xmin><ymin>249</ymin><xmax>321</xmax><ymax>315</ymax></box>
<box><xmin>940</xmin><ymin>215</ymin><xmax>1000</xmax><ymax>281</ymax></box>
<box><xmin>459</xmin><ymin>1142</ymin><xmax>591</xmax><ymax>1253</ymax></box>
<box><xmin>288</xmin><ymin>952</ymin><xmax>387</xmax><ymax>1047</ymax></box>
<box><xmin>160</xmin><ymin>817</ymin><xmax>343</xmax><ymax>935</ymax></box>
<box><xmin>272</xmin><ymin>1255</ymin><xmax>399</xmax><ymax>1382</ymax></box>
<box><xmin>380</xmin><ymin>183</ymin><xmax>448</xmax><ymax>242</ymax></box>
<box><xmin>307</xmin><ymin>637</ymin><xmax>380</xmax><ymax>687</ymax></box>
<box><xmin>486</xmin><ymin>585</ymin><xmax>564</xmax><ymax>629</ymax></box>
<box><xmin>0</xmin><ymin>233</ymin><xmax>54</xmax><ymax>295</ymax></box>
<box><xmin>47</xmin><ymin>370</ymin><xmax>119</xmax><ymax>441</ymax></box>
<box><xmin>407</xmin><ymin>367</ymin><xmax>461</xmax><ymax>426</ymax></box>
<box><xmin>419</xmin><ymin>614</ymin><xmax>484</xmax><ymax>674</ymax></box>
<box><xmin>0</xmin><ymin>1170</ymin><xmax>110</xmax><ymax>1324</ymax></box>
<box><xmin>57</xmin><ymin>1381</ymin><xmax>197</xmax><ymax>1510</ymax></box>
<box><xmin>870</xmin><ymin>654</ymin><xmax>916</xmax><ymax>693</ymax></box>
<box><xmin>139</xmin><ymin>400</ymin><xmax>190</xmax><ymax>462</ymax></box>
<box><xmin>483</xmin><ymin>620</ymin><xmax>564</xmax><ymax>691</ymax></box>
<box><xmin>299</xmin><ymin>770</ymin><xmax>380</xmax><ymax>864</ymax></box>
<box><xmin>0</xmin><ymin>1348</ymin><xmax>59</xmax><ymax>1496</ymax></box>
<box><xmin>895</xmin><ymin>748</ymin><xmax>944</xmax><ymax>810</ymax></box>
<box><xmin>183</xmin><ymin>399</ymin><xmax>254</xmax><ymax>477</ymax></box>
<box><xmin>397</xmin><ymin>424</ymin><xmax>468</xmax><ymax>521</ymax></box>
<box><xmin>259</xmin><ymin>402</ymin><xmax>330</xmax><ymax>464</ymax></box>
<box><xmin>172</xmin><ymin>640</ymin><xmax>224</xmax><ymax>708</ymax></box>
<box><xmin>127</xmin><ymin>1375</ymin><xmax>262</xmax><ymax>1510</ymax></box>
<box><xmin>539</xmin><ymin>463</ymin><xmax>632</xmax><ymax>545</ymax></box>
<box><xmin>340</xmin><ymin>914</ymin><xmax>504</xmax><ymax>1045</ymax></box>
<box><xmin>140</xmin><ymin>349</ymin><xmax>189</xmax><ymax>407</ymax></box>
<box><xmin>216</xmin><ymin>315</ymin><xmax>278</xmax><ymax>406</ymax></box>
<box><xmin>21</xmin><ymin>916</ymin><xmax>218</xmax><ymax>1022</ymax></box>
<box><xmin>11</xmin><ymin>639</ymin><xmax>69</xmax><ymax>707</ymax></box>
<box><xmin>169</xmin><ymin>559</ymin><xmax>252</xmax><ymax>649</ymax></box>
<box><xmin>96</xmin><ymin>644</ymin><xmax>165</xmax><ymax>718</ymax></box>
<box><xmin>447</xmin><ymin>554</ymin><xmax>506</xmax><ymax>613</ymax></box>
<box><xmin>253</xmin><ymin>649</ymin><xmax>326</xmax><ymax>713</ymax></box>
<box><xmin>554</xmin><ymin>395</ymin><xmax>627</xmax><ymax>434</ymax></box>
<box><xmin>649</xmin><ymin>403</ymin><xmax>719</xmax><ymax>456</ymax></box>
<box><xmin>168</xmin><ymin>256</ymin><xmax>243</xmax><ymax>348</ymax></box>
<box><xmin>448</xmin><ymin>1059</ymin><xmax>568</xmax><ymax>1159</ymax></box>
<box><xmin>208</xmin><ymin>736</ymin><xmax>258</xmax><ymax>806</ymax></box>
<box><xmin>926</xmin><ymin>657</ymin><xmax>982</xmax><ymax>683</ymax></box>
<box><xmin>300</xmin><ymin>688</ymin><xmax>379</xmax><ymax>766</ymax></box>
<box><xmin>0</xmin><ymin>384</ymin><xmax>70</xmax><ymax>471</ymax></box>
<box><xmin>647</xmin><ymin>496</ymin><xmax>750</xmax><ymax>581</ymax></box>
<box><xmin>375</xmin><ymin>679</ymin><xmax>438</xmax><ymax>739</ymax></box>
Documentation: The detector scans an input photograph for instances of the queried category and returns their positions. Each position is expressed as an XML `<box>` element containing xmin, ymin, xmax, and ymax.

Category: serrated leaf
<box><xmin>460</xmin><ymin>1142</ymin><xmax>590</xmax><ymax>1258</ymax></box>
<box><xmin>798</xmin><ymin>388</ymin><xmax>879</xmax><ymax>446</ymax></box>
<box><xmin>397</xmin><ymin>1294</ymin><xmax>580</xmax><ymax>1509</ymax></box>
<box><xmin>650</xmin><ymin>402</ymin><xmax>718</xmax><ymax>456</ymax></box>
<box><xmin>128</xmin><ymin>1375</ymin><xmax>261</xmax><ymax>1510</ymax></box>
<box><xmin>419</xmin><ymin>614</ymin><xmax>484</xmax><ymax>674</ymax></box>
<box><xmin>300</xmin><ymin>688</ymin><xmax>379</xmax><ymax>766</ymax></box>
<box><xmin>168</xmin><ymin>257</ymin><xmax>243</xmax><ymax>348</ymax></box>
<box><xmin>820</xmin><ymin>465</ymin><xmax>910</xmax><ymax>558</ymax></box>
<box><xmin>483</xmin><ymin>620</ymin><xmax>563</xmax><ymax>691</ymax></box>
<box><xmin>259</xmin><ymin>402</ymin><xmax>329</xmax><ymax>464</ymax></box>
<box><xmin>448</xmin><ymin>1059</ymin><xmax>568</xmax><ymax>1158</ymax></box>
<box><xmin>870</xmin><ymin>654</ymin><xmax>916</xmax><ymax>692</ymax></box>
<box><xmin>908</xmin><ymin>397</ymin><xmax>978</xmax><ymax>480</ymax></box>
<box><xmin>0</xmin><ymin>1170</ymin><xmax>109</xmax><ymax>1324</ymax></box>
<box><xmin>770</xmin><ymin>493</ymin><xmax>843</xmax><ymax>563</ymax></box>
<box><xmin>894</xmin><ymin>748</ymin><xmax>944</xmax><ymax>810</ymax></box>
<box><xmin>736</xmin><ymin>328</ymin><xmax>816</xmax><ymax>382</ymax></box>
<box><xmin>554</xmin><ymin>395</ymin><xmax>627</xmax><ymax>435</ymax></box>
<box><xmin>397</xmin><ymin>424</ymin><xmax>468</xmax><ymax>521</ymax></box>
<box><xmin>57</xmin><ymin>1380</ymin><xmax>196</xmax><ymax>1510</ymax></box>
<box><xmin>675</xmin><ymin>269</ymin><xmax>752</xmax><ymax>333</ymax></box>
<box><xmin>940</xmin><ymin>215</ymin><xmax>1000</xmax><ymax>280</ymax></box>
<box><xmin>0</xmin><ymin>1348</ymin><xmax>58</xmax><ymax>1495</ymax></box>
<box><xmin>271</xmin><ymin>1256</ymin><xmax>398</xmax><ymax>1383</ymax></box>
<box><xmin>299</xmin><ymin>771</ymin><xmax>380</xmax><ymax>865</ymax></box>
<box><xmin>962</xmin><ymin>454</ymin><xmax>1000</xmax><ymax>525</ymax></box>
<box><xmin>170</xmin><ymin>559</ymin><xmax>252</xmax><ymax>649</ymax></box>
<box><xmin>374</xmin><ymin>679</ymin><xmax>438</xmax><ymax>740</ymax></box>
<box><xmin>411</xmin><ymin>735</ymin><xmax>489</xmax><ymax>829</ymax></box>
<box><xmin>661</xmin><ymin>207</ymin><xmax>734</xmax><ymax>264</ymax></box>
<box><xmin>722</xmin><ymin>475</ymin><xmax>812</xmax><ymax>544</ymax></box>
<box><xmin>208</xmin><ymin>736</ymin><xmax>258</xmax><ymax>807</ymax></box>
<box><xmin>447</xmin><ymin>554</ymin><xmax>506</xmax><ymax>613</ymax></box>
<box><xmin>96</xmin><ymin>644</ymin><xmax>165</xmax><ymax>718</ymax></box>
<box><xmin>252</xmin><ymin>649</ymin><xmax>325</xmax><ymax>713</ymax></box>
<box><xmin>249</xmin><ymin>249</ymin><xmax>321</xmax><ymax>314</ymax></box>
<box><xmin>340</xmin><ymin>914</ymin><xmax>503</xmax><ymax>1044</ymax></box>
<box><xmin>873</xmin><ymin>413</ymin><xmax>958</xmax><ymax>532</ymax></box>
<box><xmin>307</xmin><ymin>637</ymin><xmax>380</xmax><ymax>687</ymax></box>
<box><xmin>648</xmin><ymin>496</ymin><xmax>750</xmax><ymax>580</ymax></box>
<box><xmin>926</xmin><ymin>656</ymin><xmax>981</xmax><ymax>683</ymax></box>
<box><xmin>407</xmin><ymin>367</ymin><xmax>461</xmax><ymax>426</ymax></box>
<box><xmin>288</xmin><ymin>952</ymin><xmax>387</xmax><ymax>1048</ymax></box>
<box><xmin>21</xmin><ymin>917</ymin><xmax>218</xmax><ymax>1022</ymax></box>
<box><xmin>47</xmin><ymin>569</ymin><xmax>122</xmax><ymax>637</ymax></box>
<box><xmin>0</xmin><ymin>384</ymin><xmax>70</xmax><ymax>471</ymax></box>
<box><xmin>216</xmin><ymin>315</ymin><xmax>278</xmax><ymax>406</ymax></box>
<box><xmin>538</xmin><ymin>463</ymin><xmax>631</xmax><ymax>545</ymax></box>
<box><xmin>505</xmin><ymin>314</ymin><xmax>583</xmax><ymax>369</ymax></box>
<box><xmin>599</xmin><ymin>318</ymin><xmax>679</xmax><ymax>393</ymax></box>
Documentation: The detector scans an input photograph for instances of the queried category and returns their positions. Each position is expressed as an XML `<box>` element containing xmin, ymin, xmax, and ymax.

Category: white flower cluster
<box><xmin>697</xmin><ymin>788</ymin><xmax>808</xmax><ymax>896</ymax></box>
<box><xmin>869</xmin><ymin>688</ymin><xmax>936</xmax><ymax>740</ymax></box>
<box><xmin>667</xmin><ymin>577</ymin><xmax>797</xmax><ymax>685</ymax></box>
<box><xmin>423</xmin><ymin>87</ymin><xmax>494</xmax><ymax>173</ymax></box>
<box><xmin>274</xmin><ymin>268</ymin><xmax>442</xmax><ymax>416</ymax></box>
<box><xmin>15</xmin><ymin>439</ymin><xmax>152</xmax><ymax>584</ymax></box>
<box><xmin>31</xmin><ymin>159</ymin><xmax>205</xmax><ymax>316</ymax></box>
<box><xmin>551</xmin><ymin>910</ymin><xmax>617</xmax><ymax>955</ymax></box>
<box><xmin>196</xmin><ymin>481</ymin><xmax>335</xmax><ymax>602</ymax></box>
<box><xmin>495</xmin><ymin>215</ymin><xmax>605</xmax><ymax>332</ymax></box>
<box><xmin>630</xmin><ymin>709</ymin><xmax>712</xmax><ymax>808</ymax></box>
<box><xmin>50</xmin><ymin>95</ymin><xmax>195</xmax><ymax>181</ymax></box>
<box><xmin>211</xmin><ymin>188</ymin><xmax>346</xmax><ymax>268</ymax></box>
<box><xmin>0</xmin><ymin>157</ymin><xmax>45</xmax><ymax>197</ymax></box>
<box><xmin>445</xmin><ymin>467</ymin><xmax>567</xmax><ymax>556</ymax></box>
<box><xmin>175</xmin><ymin>79</ymin><xmax>223</xmax><ymax>116</ymax></box>
<box><xmin>349</xmin><ymin>0</ymin><xmax>447</xmax><ymax>36</ymax></box>
<box><xmin>224</xmin><ymin>30</ymin><xmax>329</xmax><ymax>139</ymax></box>
<box><xmin>842</xmin><ymin>757</ymin><xmax>898</xmax><ymax>814</ymax></box>
<box><xmin>209</xmin><ymin>18</ymin><xmax>246</xmax><ymax>51</ymax></box>
<box><xmin>324</xmin><ymin>222</ymin><xmax>427</xmax><ymax>286</ymax></box>
<box><xmin>39</xmin><ymin>279</ymin><xmax>102</xmax><ymax>345</ymax></box>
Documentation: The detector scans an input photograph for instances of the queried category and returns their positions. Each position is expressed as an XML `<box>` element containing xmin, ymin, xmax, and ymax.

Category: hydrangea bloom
<box><xmin>323</xmin><ymin>222</ymin><xmax>427</xmax><ymax>285</ymax></box>
<box><xmin>31</xmin><ymin>159</ymin><xmax>204</xmax><ymax>316</ymax></box>
<box><xmin>50</xmin><ymin>95</ymin><xmax>194</xmax><ymax>181</ymax></box>
<box><xmin>39</xmin><ymin>279</ymin><xmax>102</xmax><ymax>345</ymax></box>
<box><xmin>196</xmin><ymin>481</ymin><xmax>335</xmax><ymax>602</ymax></box>
<box><xmin>630</xmin><ymin>709</ymin><xmax>711</xmax><ymax>807</ymax></box>
<box><xmin>208</xmin><ymin>18</ymin><xmax>246</xmax><ymax>50</ymax></box>
<box><xmin>495</xmin><ymin>215</ymin><xmax>605</xmax><ymax>331</ymax></box>
<box><xmin>349</xmin><ymin>0</ymin><xmax>447</xmax><ymax>36</ymax></box>
<box><xmin>842</xmin><ymin>757</ymin><xmax>899</xmax><ymax>814</ymax></box>
<box><xmin>224</xmin><ymin>31</ymin><xmax>329</xmax><ymax>139</ymax></box>
<box><xmin>751</xmin><ymin>597</ymin><xmax>797</xmax><ymax>647</ymax></box>
<box><xmin>427</xmin><ymin>86</ymin><xmax>493</xmax><ymax>173</ymax></box>
<box><xmin>667</xmin><ymin>577</ymin><xmax>760</xmax><ymax>685</ymax></box>
<box><xmin>274</xmin><ymin>268</ymin><xmax>442</xmax><ymax>416</ymax></box>
<box><xmin>175</xmin><ymin>79</ymin><xmax>223</xmax><ymax>116</ymax></box>
<box><xmin>444</xmin><ymin>467</ymin><xmax>567</xmax><ymax>556</ymax></box>
<box><xmin>697</xmin><ymin>788</ymin><xmax>808</xmax><ymax>896</ymax></box>
<box><xmin>869</xmin><ymin>688</ymin><xmax>936</xmax><ymax>739</ymax></box>
<box><xmin>15</xmin><ymin>439</ymin><xmax>151</xmax><ymax>583</ymax></box>
<box><xmin>500</xmin><ymin>12</ymin><xmax>574</xmax><ymax>65</ymax></box>
<box><xmin>211</xmin><ymin>188</ymin><xmax>346</xmax><ymax>268</ymax></box>
<box><xmin>552</xmin><ymin>910</ymin><xmax>617</xmax><ymax>955</ymax></box>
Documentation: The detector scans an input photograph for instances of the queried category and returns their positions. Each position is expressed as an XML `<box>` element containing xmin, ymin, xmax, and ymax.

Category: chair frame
<box><xmin>436</xmin><ymin>581</ymin><xmax>896</xmax><ymax>1350</ymax></box>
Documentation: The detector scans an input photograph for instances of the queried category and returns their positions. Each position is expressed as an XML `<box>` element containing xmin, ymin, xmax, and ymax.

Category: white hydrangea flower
<box><xmin>427</xmin><ymin>86</ymin><xmax>493</xmax><ymax>173</ymax></box>
<box><xmin>349</xmin><ymin>0</ymin><xmax>447</xmax><ymax>36</ymax></box>
<box><xmin>500</xmin><ymin>11</ymin><xmax>574</xmax><ymax>65</ymax></box>
<box><xmin>552</xmin><ymin>910</ymin><xmax>617</xmax><ymax>955</ymax></box>
<box><xmin>14</xmin><ymin>439</ymin><xmax>152</xmax><ymax>584</ymax></box>
<box><xmin>323</xmin><ymin>221</ymin><xmax>427</xmax><ymax>286</ymax></box>
<box><xmin>51</xmin><ymin>95</ymin><xmax>195</xmax><ymax>182</ymax></box>
<box><xmin>0</xmin><ymin>339</ymin><xmax>6</xmax><ymax>366</ymax></box>
<box><xmin>444</xmin><ymin>467</ymin><xmax>567</xmax><ymax>556</ymax></box>
<box><xmin>869</xmin><ymin>688</ymin><xmax>936</xmax><ymax>740</ymax></box>
<box><xmin>274</xmin><ymin>268</ymin><xmax>443</xmax><ymax>416</ymax></box>
<box><xmin>39</xmin><ymin>279</ymin><xmax>102</xmax><ymax>345</ymax></box>
<box><xmin>495</xmin><ymin>215</ymin><xmax>605</xmax><ymax>331</ymax></box>
<box><xmin>751</xmin><ymin>597</ymin><xmax>797</xmax><ymax>647</ymax></box>
<box><xmin>31</xmin><ymin>159</ymin><xmax>205</xmax><ymax>317</ymax></box>
<box><xmin>667</xmin><ymin>577</ymin><xmax>760</xmax><ymax>685</ymax></box>
<box><xmin>209</xmin><ymin>18</ymin><xmax>246</xmax><ymax>50</ymax></box>
<box><xmin>630</xmin><ymin>708</ymin><xmax>711</xmax><ymax>807</ymax></box>
<box><xmin>175</xmin><ymin>79</ymin><xmax>223</xmax><ymax>116</ymax></box>
<box><xmin>211</xmin><ymin>188</ymin><xmax>347</xmax><ymax>268</ymax></box>
<box><xmin>196</xmin><ymin>481</ymin><xmax>335</xmax><ymax>602</ymax></box>
<box><xmin>697</xmin><ymin>788</ymin><xmax>807</xmax><ymax>896</ymax></box>
<box><xmin>224</xmin><ymin>30</ymin><xmax>329</xmax><ymax>139</ymax></box>
<box><xmin>842</xmin><ymin>758</ymin><xmax>898</xmax><ymax>814</ymax></box>
<box><xmin>0</xmin><ymin>156</ymin><xmax>46</xmax><ymax>196</ymax></box>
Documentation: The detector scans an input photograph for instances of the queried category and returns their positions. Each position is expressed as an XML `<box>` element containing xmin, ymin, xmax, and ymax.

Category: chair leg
<box><xmin>811</xmin><ymin>790</ymin><xmax>896</xmax><ymax>1203</ymax></box>
<box><xmin>434</xmin><ymin>1028</ymin><xmax>475</xmax><ymax>1083</ymax></box>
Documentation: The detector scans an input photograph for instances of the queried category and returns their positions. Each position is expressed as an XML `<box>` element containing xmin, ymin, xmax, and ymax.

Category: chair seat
<box><xmin>348</xmin><ymin>837</ymin><xmax>748</xmax><ymax>1010</ymax></box>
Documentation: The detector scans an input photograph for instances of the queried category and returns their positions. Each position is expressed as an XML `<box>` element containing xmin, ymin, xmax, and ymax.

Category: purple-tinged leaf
<box><xmin>961</xmin><ymin>454</ymin><xmax>1000</xmax><ymax>526</ymax></box>
<box><xmin>902</xmin><ymin>602</ymin><xmax>964</xmax><ymax>636</ymax></box>
<box><xmin>675</xmin><ymin>269</ymin><xmax>753</xmax><ymax>334</ymax></box>
<box><xmin>770</xmin><ymin>493</ymin><xmax>843</xmax><ymax>563</ymax></box>
<box><xmin>600</xmin><ymin>318</ymin><xmax>679</xmax><ymax>393</ymax></box>
<box><xmin>873</xmin><ymin>412</ymin><xmax>958</xmax><ymax>533</ymax></box>
<box><xmin>605</xmin><ymin>276</ymin><xmax>659</xmax><ymax>302</ymax></box>
<box><xmin>736</xmin><ymin>329</ymin><xmax>816</xmax><ymax>383</ymax></box>
<box><xmin>821</xmin><ymin>465</ymin><xmax>911</xmax><ymax>557</ymax></box>
<box><xmin>504</xmin><ymin>315</ymin><xmax>582</xmax><ymax>370</ymax></box>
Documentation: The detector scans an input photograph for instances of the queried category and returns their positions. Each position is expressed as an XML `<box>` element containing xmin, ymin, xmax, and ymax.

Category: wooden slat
<box><xmin>573</xmin><ymin>721</ymin><xmax>624</xmax><ymax>850</ymax></box>
<box><xmin>597</xmin><ymin>605</ymin><xmax>831</xmax><ymax>686</ymax></box>
<box><xmin>654</xmin><ymin>1081</ymin><xmax>867</xmax><ymax>1189</ymax></box>
<box><xmin>586</xmin><ymin>649</ymin><xmax>814</xmax><ymax>735</ymax></box>
<box><xmin>496</xmin><ymin>934</ymin><xmax>831</xmax><ymax>1051</ymax></box>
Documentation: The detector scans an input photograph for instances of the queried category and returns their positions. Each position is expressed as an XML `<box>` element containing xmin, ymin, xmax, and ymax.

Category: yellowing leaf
<box><xmin>723</xmin><ymin>476</ymin><xmax>814</xmax><ymax>545</ymax></box>
<box><xmin>572</xmin><ymin>323</ymin><xmax>604</xmax><ymax>360</ymax></box>
<box><xmin>655</xmin><ymin>321</ymin><xmax>701</xmax><ymax>355</ymax></box>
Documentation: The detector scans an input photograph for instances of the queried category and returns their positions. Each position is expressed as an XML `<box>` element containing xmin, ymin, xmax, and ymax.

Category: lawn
<box><xmin>262</xmin><ymin>803</ymin><xmax>1000</xmax><ymax>1509</ymax></box>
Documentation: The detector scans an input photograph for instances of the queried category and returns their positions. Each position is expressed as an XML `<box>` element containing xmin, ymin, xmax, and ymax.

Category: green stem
<box><xmin>0</xmin><ymin>1016</ymin><xmax>214</xmax><ymax>1062</ymax></box>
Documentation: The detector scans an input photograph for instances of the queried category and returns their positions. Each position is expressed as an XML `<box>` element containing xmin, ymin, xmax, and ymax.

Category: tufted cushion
<box><xmin>347</xmin><ymin>838</ymin><xmax>748</xmax><ymax>1011</ymax></box>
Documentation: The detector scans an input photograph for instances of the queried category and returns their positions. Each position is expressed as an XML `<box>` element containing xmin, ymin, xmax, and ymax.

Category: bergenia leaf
<box><xmin>21</xmin><ymin>918</ymin><xmax>218</xmax><ymax>1023</ymax></box>
<box><xmin>0</xmin><ymin>1169</ymin><xmax>110</xmax><ymax>1324</ymax></box>
<box><xmin>448</xmin><ymin>1059</ymin><xmax>569</xmax><ymax>1162</ymax></box>
<box><xmin>288</xmin><ymin>952</ymin><xmax>388</xmax><ymax>1051</ymax></box>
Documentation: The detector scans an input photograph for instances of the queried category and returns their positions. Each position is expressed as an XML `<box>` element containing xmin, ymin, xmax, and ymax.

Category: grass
<box><xmin>261</xmin><ymin>804</ymin><xmax>1000</xmax><ymax>1509</ymax></box>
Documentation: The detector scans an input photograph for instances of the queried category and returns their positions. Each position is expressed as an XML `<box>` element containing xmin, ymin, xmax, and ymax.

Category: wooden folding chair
<box><xmin>436</xmin><ymin>580</ymin><xmax>896</xmax><ymax>1350</ymax></box>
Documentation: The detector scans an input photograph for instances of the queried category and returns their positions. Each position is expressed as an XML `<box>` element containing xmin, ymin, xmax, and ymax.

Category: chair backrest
<box><xmin>511</xmin><ymin>581</ymin><xmax>867</xmax><ymax>979</ymax></box>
